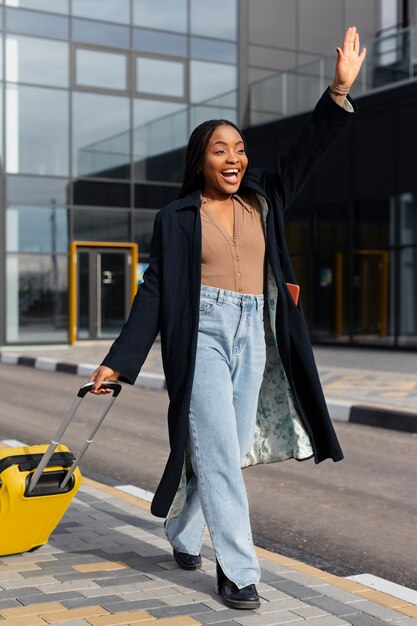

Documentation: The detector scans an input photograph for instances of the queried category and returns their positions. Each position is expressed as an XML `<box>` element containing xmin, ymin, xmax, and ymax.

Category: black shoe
<box><xmin>216</xmin><ymin>560</ymin><xmax>260</xmax><ymax>610</ymax></box>
<box><xmin>173</xmin><ymin>549</ymin><xmax>202</xmax><ymax>570</ymax></box>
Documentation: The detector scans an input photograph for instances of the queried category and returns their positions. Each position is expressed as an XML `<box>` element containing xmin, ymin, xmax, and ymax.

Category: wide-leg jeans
<box><xmin>165</xmin><ymin>285</ymin><xmax>267</xmax><ymax>589</ymax></box>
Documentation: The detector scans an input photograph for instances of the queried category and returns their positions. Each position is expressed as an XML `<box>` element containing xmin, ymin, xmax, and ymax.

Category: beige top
<box><xmin>201</xmin><ymin>192</ymin><xmax>266</xmax><ymax>295</ymax></box>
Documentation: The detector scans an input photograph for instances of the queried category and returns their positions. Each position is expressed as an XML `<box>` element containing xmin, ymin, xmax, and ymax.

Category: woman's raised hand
<box><xmin>89</xmin><ymin>365</ymin><xmax>120</xmax><ymax>395</ymax></box>
<box><xmin>334</xmin><ymin>26</ymin><xmax>367</xmax><ymax>90</ymax></box>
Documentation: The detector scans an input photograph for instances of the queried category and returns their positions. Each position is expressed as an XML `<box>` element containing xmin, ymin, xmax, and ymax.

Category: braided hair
<box><xmin>179</xmin><ymin>119</ymin><xmax>247</xmax><ymax>198</ymax></box>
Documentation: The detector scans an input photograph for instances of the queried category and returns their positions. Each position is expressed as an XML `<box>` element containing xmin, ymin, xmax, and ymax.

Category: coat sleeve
<box><xmin>269</xmin><ymin>87</ymin><xmax>357</xmax><ymax>210</ymax></box>
<box><xmin>100</xmin><ymin>211</ymin><xmax>162</xmax><ymax>384</ymax></box>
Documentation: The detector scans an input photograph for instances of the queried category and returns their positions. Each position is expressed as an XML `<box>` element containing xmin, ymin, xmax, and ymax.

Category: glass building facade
<box><xmin>0</xmin><ymin>0</ymin><xmax>238</xmax><ymax>343</ymax></box>
<box><xmin>0</xmin><ymin>0</ymin><xmax>415</xmax><ymax>349</ymax></box>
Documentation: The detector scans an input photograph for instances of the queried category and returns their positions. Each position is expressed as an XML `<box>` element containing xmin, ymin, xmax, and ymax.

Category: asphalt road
<box><xmin>0</xmin><ymin>363</ymin><xmax>416</xmax><ymax>591</ymax></box>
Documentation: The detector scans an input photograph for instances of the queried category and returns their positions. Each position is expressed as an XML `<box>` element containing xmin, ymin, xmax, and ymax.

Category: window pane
<box><xmin>134</xmin><ymin>210</ymin><xmax>157</xmax><ymax>259</ymax></box>
<box><xmin>5</xmin><ymin>0</ymin><xmax>68</xmax><ymax>13</ymax></box>
<box><xmin>6</xmin><ymin>175</ymin><xmax>69</xmax><ymax>205</ymax></box>
<box><xmin>6</xmin><ymin>35</ymin><xmax>69</xmax><ymax>88</ymax></box>
<box><xmin>133</xmin><ymin>0</ymin><xmax>187</xmax><ymax>33</ymax></box>
<box><xmin>6</xmin><ymin>254</ymin><xmax>68</xmax><ymax>343</ymax></box>
<box><xmin>72</xmin><ymin>0</ymin><xmax>129</xmax><ymax>24</ymax></box>
<box><xmin>399</xmin><ymin>247</ymin><xmax>417</xmax><ymax>346</ymax></box>
<box><xmin>191</xmin><ymin>37</ymin><xmax>237</xmax><ymax>63</ymax></box>
<box><xmin>6</xmin><ymin>85</ymin><xmax>69</xmax><ymax>176</ymax></box>
<box><xmin>73</xmin><ymin>210</ymin><xmax>129</xmax><ymax>241</ymax></box>
<box><xmin>72</xmin><ymin>180</ymin><xmax>130</xmax><ymax>207</ymax></box>
<box><xmin>0</xmin><ymin>35</ymin><xmax>2</xmax><ymax>79</ymax></box>
<box><xmin>76</xmin><ymin>49</ymin><xmax>127</xmax><ymax>91</ymax></box>
<box><xmin>317</xmin><ymin>204</ymin><xmax>349</xmax><ymax>249</ymax></box>
<box><xmin>191</xmin><ymin>0</ymin><xmax>237</xmax><ymax>41</ymax></box>
<box><xmin>312</xmin><ymin>252</ymin><xmax>350</xmax><ymax>341</ymax></box>
<box><xmin>352</xmin><ymin>250</ymin><xmax>393</xmax><ymax>344</ymax></box>
<box><xmin>285</xmin><ymin>207</ymin><xmax>310</xmax><ymax>254</ymax></box>
<box><xmin>136</xmin><ymin>57</ymin><xmax>185</xmax><ymax>97</ymax></box>
<box><xmin>134</xmin><ymin>28</ymin><xmax>187</xmax><ymax>56</ymax></box>
<box><xmin>133</xmin><ymin>99</ymin><xmax>187</xmax><ymax>182</ymax></box>
<box><xmin>7</xmin><ymin>206</ymin><xmax>68</xmax><ymax>252</ymax></box>
<box><xmin>190</xmin><ymin>60</ymin><xmax>237</xmax><ymax>103</ymax></box>
<box><xmin>399</xmin><ymin>192</ymin><xmax>417</xmax><ymax>245</ymax></box>
<box><xmin>72</xmin><ymin>18</ymin><xmax>130</xmax><ymax>49</ymax></box>
<box><xmin>6</xmin><ymin>8</ymin><xmax>69</xmax><ymax>40</ymax></box>
<box><xmin>354</xmin><ymin>197</ymin><xmax>395</xmax><ymax>249</ymax></box>
<box><xmin>73</xmin><ymin>92</ymin><xmax>130</xmax><ymax>179</ymax></box>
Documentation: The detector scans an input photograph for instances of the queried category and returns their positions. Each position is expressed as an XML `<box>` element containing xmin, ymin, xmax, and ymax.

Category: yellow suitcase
<box><xmin>0</xmin><ymin>380</ymin><xmax>122</xmax><ymax>556</ymax></box>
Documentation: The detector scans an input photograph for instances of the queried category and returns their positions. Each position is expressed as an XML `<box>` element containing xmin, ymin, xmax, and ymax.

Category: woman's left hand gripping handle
<box><xmin>89</xmin><ymin>366</ymin><xmax>121</xmax><ymax>394</ymax></box>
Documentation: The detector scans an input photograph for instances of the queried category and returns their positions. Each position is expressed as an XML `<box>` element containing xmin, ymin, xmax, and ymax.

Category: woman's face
<box><xmin>201</xmin><ymin>124</ymin><xmax>248</xmax><ymax>200</ymax></box>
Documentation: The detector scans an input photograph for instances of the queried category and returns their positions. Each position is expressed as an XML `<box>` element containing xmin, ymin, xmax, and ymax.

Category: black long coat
<box><xmin>102</xmin><ymin>89</ymin><xmax>357</xmax><ymax>518</ymax></box>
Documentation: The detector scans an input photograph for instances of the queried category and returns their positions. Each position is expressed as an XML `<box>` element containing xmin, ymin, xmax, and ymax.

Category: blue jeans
<box><xmin>165</xmin><ymin>285</ymin><xmax>266</xmax><ymax>589</ymax></box>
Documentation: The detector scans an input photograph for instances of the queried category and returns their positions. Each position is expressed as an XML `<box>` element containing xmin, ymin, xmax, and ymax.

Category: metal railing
<box><xmin>250</xmin><ymin>24</ymin><xmax>417</xmax><ymax>125</ymax></box>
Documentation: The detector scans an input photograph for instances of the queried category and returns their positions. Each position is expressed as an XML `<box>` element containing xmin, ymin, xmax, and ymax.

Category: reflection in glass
<box><xmin>6</xmin><ymin>254</ymin><xmax>68</xmax><ymax>342</ymax></box>
<box><xmin>136</xmin><ymin>57</ymin><xmax>185</xmax><ymax>98</ymax></box>
<box><xmin>191</xmin><ymin>37</ymin><xmax>237</xmax><ymax>64</ymax></box>
<box><xmin>76</xmin><ymin>49</ymin><xmax>127</xmax><ymax>90</ymax></box>
<box><xmin>354</xmin><ymin>197</ymin><xmax>394</xmax><ymax>249</ymax></box>
<box><xmin>317</xmin><ymin>204</ymin><xmax>348</xmax><ymax>249</ymax></box>
<box><xmin>72</xmin><ymin>180</ymin><xmax>130</xmax><ymax>207</ymax></box>
<box><xmin>6</xmin><ymin>175</ymin><xmax>69</xmax><ymax>206</ymax></box>
<box><xmin>133</xmin><ymin>99</ymin><xmax>187</xmax><ymax>182</ymax></box>
<box><xmin>6</xmin><ymin>8</ymin><xmax>69</xmax><ymax>40</ymax></box>
<box><xmin>313</xmin><ymin>252</ymin><xmax>350</xmax><ymax>341</ymax></box>
<box><xmin>7</xmin><ymin>206</ymin><xmax>68</xmax><ymax>253</ymax></box>
<box><xmin>399</xmin><ymin>247</ymin><xmax>417</xmax><ymax>346</ymax></box>
<box><xmin>399</xmin><ymin>192</ymin><xmax>417</xmax><ymax>245</ymax></box>
<box><xmin>73</xmin><ymin>92</ymin><xmax>130</xmax><ymax>178</ymax></box>
<box><xmin>73</xmin><ymin>210</ymin><xmax>130</xmax><ymax>242</ymax></box>
<box><xmin>190</xmin><ymin>103</ymin><xmax>237</xmax><ymax>130</ymax></box>
<box><xmin>72</xmin><ymin>18</ymin><xmax>130</xmax><ymax>49</ymax></box>
<box><xmin>191</xmin><ymin>0</ymin><xmax>237</xmax><ymax>41</ymax></box>
<box><xmin>352</xmin><ymin>250</ymin><xmax>392</xmax><ymax>343</ymax></box>
<box><xmin>134</xmin><ymin>211</ymin><xmax>157</xmax><ymax>258</ymax></box>
<box><xmin>6</xmin><ymin>35</ymin><xmax>69</xmax><ymax>88</ymax></box>
<box><xmin>190</xmin><ymin>60</ymin><xmax>237</xmax><ymax>103</ymax></box>
<box><xmin>133</xmin><ymin>0</ymin><xmax>187</xmax><ymax>33</ymax></box>
<box><xmin>134</xmin><ymin>28</ymin><xmax>187</xmax><ymax>57</ymax></box>
<box><xmin>5</xmin><ymin>0</ymin><xmax>68</xmax><ymax>13</ymax></box>
<box><xmin>6</xmin><ymin>84</ymin><xmax>69</xmax><ymax>176</ymax></box>
<box><xmin>285</xmin><ymin>207</ymin><xmax>310</xmax><ymax>254</ymax></box>
<box><xmin>72</xmin><ymin>0</ymin><xmax>129</xmax><ymax>24</ymax></box>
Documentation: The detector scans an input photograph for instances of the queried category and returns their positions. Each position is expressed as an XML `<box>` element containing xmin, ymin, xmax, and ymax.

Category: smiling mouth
<box><xmin>220</xmin><ymin>168</ymin><xmax>240</xmax><ymax>184</ymax></box>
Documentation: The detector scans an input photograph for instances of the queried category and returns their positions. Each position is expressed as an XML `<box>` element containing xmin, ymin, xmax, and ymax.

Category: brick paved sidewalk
<box><xmin>0</xmin><ymin>477</ymin><xmax>416</xmax><ymax>626</ymax></box>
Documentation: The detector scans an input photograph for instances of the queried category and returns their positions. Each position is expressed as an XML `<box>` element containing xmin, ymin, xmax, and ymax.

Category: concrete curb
<box><xmin>1</xmin><ymin>352</ymin><xmax>416</xmax><ymax>433</ymax></box>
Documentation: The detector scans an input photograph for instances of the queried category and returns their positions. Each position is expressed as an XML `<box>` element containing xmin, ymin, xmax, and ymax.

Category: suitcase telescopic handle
<box><xmin>27</xmin><ymin>380</ymin><xmax>122</xmax><ymax>493</ymax></box>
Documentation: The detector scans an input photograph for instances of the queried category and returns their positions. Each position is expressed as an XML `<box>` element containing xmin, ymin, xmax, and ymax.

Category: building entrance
<box><xmin>69</xmin><ymin>243</ymin><xmax>138</xmax><ymax>343</ymax></box>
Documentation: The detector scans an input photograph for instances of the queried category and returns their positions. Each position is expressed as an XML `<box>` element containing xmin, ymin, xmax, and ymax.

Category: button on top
<box><xmin>236</xmin><ymin>273</ymin><xmax>241</xmax><ymax>277</ymax></box>
<box><xmin>235</xmin><ymin>257</ymin><xmax>239</xmax><ymax>261</ymax></box>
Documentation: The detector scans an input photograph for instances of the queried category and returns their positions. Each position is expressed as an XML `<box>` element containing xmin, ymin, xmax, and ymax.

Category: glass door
<box><xmin>76</xmin><ymin>248</ymin><xmax>131</xmax><ymax>340</ymax></box>
<box><xmin>352</xmin><ymin>251</ymin><xmax>389</xmax><ymax>339</ymax></box>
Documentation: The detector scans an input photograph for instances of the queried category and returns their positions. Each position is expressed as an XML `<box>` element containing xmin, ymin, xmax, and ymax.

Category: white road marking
<box><xmin>347</xmin><ymin>573</ymin><xmax>417</xmax><ymax>605</ymax></box>
<box><xmin>116</xmin><ymin>483</ymin><xmax>154</xmax><ymax>502</ymax></box>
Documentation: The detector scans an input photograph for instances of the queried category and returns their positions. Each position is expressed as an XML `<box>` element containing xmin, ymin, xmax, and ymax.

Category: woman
<box><xmin>90</xmin><ymin>27</ymin><xmax>366</xmax><ymax>610</ymax></box>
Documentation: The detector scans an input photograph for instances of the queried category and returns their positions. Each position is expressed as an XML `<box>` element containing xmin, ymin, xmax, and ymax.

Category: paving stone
<box><xmin>99</xmin><ymin>599</ymin><xmax>168</xmax><ymax>613</ymax></box>
<box><xmin>60</xmin><ymin>596</ymin><xmax>124</xmax><ymax>610</ymax></box>
<box><xmin>350</xmin><ymin>600</ymin><xmax>411</xmax><ymax>621</ymax></box>
<box><xmin>0</xmin><ymin>599</ymin><xmax>22</xmax><ymax>610</ymax></box>
<box><xmin>233</xmin><ymin>611</ymin><xmax>304</xmax><ymax>625</ymax></box>
<box><xmin>93</xmin><ymin>574</ymin><xmax>150</xmax><ymax>587</ymax></box>
<box><xmin>269</xmin><ymin>580</ymin><xmax>325</xmax><ymax>600</ymax></box>
<box><xmin>147</xmin><ymin>603</ymin><xmax>213</xmax><ymax>619</ymax></box>
<box><xmin>195</xmin><ymin>608</ymin><xmax>260</xmax><ymax>624</ymax></box>
<box><xmin>345</xmin><ymin>614</ymin><xmax>405</xmax><ymax>626</ymax></box>
<box><xmin>19</xmin><ymin>592</ymin><xmax>86</xmax><ymax>605</ymax></box>
<box><xmin>305</xmin><ymin>594</ymin><xmax>363</xmax><ymax>617</ymax></box>
<box><xmin>291</xmin><ymin>604</ymin><xmax>331</xmax><ymax>619</ymax></box>
<box><xmin>252</xmin><ymin>597</ymin><xmax>310</xmax><ymax>614</ymax></box>
<box><xmin>4</xmin><ymin>588</ymin><xmax>48</xmax><ymax>601</ymax></box>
